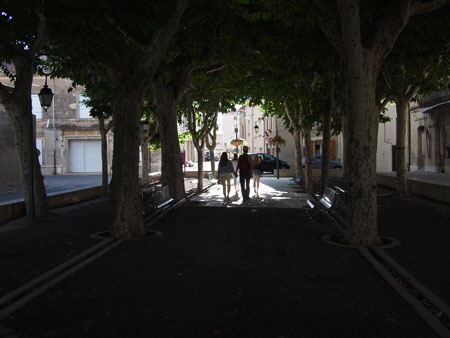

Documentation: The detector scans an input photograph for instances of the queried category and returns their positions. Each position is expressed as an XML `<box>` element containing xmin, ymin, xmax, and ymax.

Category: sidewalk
<box><xmin>0</xmin><ymin>177</ymin><xmax>449</xmax><ymax>337</ymax></box>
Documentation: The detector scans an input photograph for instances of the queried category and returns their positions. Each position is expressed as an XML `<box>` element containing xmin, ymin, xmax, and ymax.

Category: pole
<box><xmin>28</xmin><ymin>114</ymin><xmax>35</xmax><ymax>220</ymax></box>
<box><xmin>276</xmin><ymin>119</ymin><xmax>280</xmax><ymax>179</ymax></box>
<box><xmin>52</xmin><ymin>78</ymin><xmax>56</xmax><ymax>175</ymax></box>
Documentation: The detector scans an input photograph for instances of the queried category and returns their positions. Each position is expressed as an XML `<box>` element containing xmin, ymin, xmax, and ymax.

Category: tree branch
<box><xmin>411</xmin><ymin>0</ymin><xmax>450</xmax><ymax>16</ymax></box>
<box><xmin>105</xmin><ymin>13</ymin><xmax>146</xmax><ymax>51</ymax></box>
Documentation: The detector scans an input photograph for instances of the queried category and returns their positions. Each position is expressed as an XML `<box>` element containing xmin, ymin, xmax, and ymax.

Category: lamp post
<box><xmin>276</xmin><ymin>119</ymin><xmax>280</xmax><ymax>179</ymax></box>
<box><xmin>29</xmin><ymin>55</ymin><xmax>54</xmax><ymax>220</ymax></box>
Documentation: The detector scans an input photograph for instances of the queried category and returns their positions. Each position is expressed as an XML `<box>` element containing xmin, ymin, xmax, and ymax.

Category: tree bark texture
<box><xmin>206</xmin><ymin>128</ymin><xmax>218</xmax><ymax>179</ymax></box>
<box><xmin>343</xmin><ymin>51</ymin><xmax>380</xmax><ymax>246</ymax></box>
<box><xmin>0</xmin><ymin>59</ymin><xmax>48</xmax><ymax>219</ymax></box>
<box><xmin>293</xmin><ymin>128</ymin><xmax>303</xmax><ymax>182</ymax></box>
<box><xmin>395</xmin><ymin>72</ymin><xmax>421</xmax><ymax>196</ymax></box>
<box><xmin>140</xmin><ymin>121</ymin><xmax>151</xmax><ymax>187</ymax></box>
<box><xmin>341</xmin><ymin>108</ymin><xmax>349</xmax><ymax>179</ymax></box>
<box><xmin>98</xmin><ymin>116</ymin><xmax>110</xmax><ymax>196</ymax></box>
<box><xmin>320</xmin><ymin>106</ymin><xmax>332</xmax><ymax>195</ymax></box>
<box><xmin>196</xmin><ymin>147</ymin><xmax>205</xmax><ymax>192</ymax></box>
<box><xmin>395</xmin><ymin>99</ymin><xmax>409</xmax><ymax>196</ymax></box>
<box><xmin>303</xmin><ymin>129</ymin><xmax>313</xmax><ymax>193</ymax></box>
<box><xmin>7</xmin><ymin>101</ymin><xmax>48</xmax><ymax>219</ymax></box>
<box><xmin>283</xmin><ymin>101</ymin><xmax>304</xmax><ymax>185</ymax></box>
<box><xmin>109</xmin><ymin>88</ymin><xmax>146</xmax><ymax>239</ymax></box>
<box><xmin>152</xmin><ymin>80</ymin><xmax>187</xmax><ymax>201</ymax></box>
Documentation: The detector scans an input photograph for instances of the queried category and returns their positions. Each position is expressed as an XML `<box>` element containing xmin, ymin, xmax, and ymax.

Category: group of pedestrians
<box><xmin>217</xmin><ymin>146</ymin><xmax>262</xmax><ymax>202</ymax></box>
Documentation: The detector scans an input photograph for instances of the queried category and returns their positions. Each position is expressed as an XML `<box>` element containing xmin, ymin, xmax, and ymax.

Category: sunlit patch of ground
<box><xmin>190</xmin><ymin>177</ymin><xmax>311</xmax><ymax>209</ymax></box>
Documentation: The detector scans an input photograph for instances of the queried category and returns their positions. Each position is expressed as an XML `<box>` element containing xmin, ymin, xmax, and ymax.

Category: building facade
<box><xmin>377</xmin><ymin>90</ymin><xmax>450</xmax><ymax>174</ymax></box>
<box><xmin>0</xmin><ymin>74</ymin><xmax>114</xmax><ymax>193</ymax></box>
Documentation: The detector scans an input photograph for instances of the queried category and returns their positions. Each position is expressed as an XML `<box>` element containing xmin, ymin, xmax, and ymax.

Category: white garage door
<box><xmin>69</xmin><ymin>139</ymin><xmax>102</xmax><ymax>172</ymax></box>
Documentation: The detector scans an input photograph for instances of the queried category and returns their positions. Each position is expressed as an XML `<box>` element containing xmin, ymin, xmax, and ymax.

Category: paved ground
<box><xmin>0</xmin><ymin>176</ymin><xmax>449</xmax><ymax>337</ymax></box>
<box><xmin>0</xmin><ymin>175</ymin><xmax>107</xmax><ymax>204</ymax></box>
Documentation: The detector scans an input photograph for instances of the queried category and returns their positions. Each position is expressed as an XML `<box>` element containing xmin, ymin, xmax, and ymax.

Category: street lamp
<box><xmin>38</xmin><ymin>78</ymin><xmax>54</xmax><ymax>112</ymax></box>
<box><xmin>28</xmin><ymin>55</ymin><xmax>55</xmax><ymax>219</ymax></box>
<box><xmin>254</xmin><ymin>124</ymin><xmax>259</xmax><ymax>133</ymax></box>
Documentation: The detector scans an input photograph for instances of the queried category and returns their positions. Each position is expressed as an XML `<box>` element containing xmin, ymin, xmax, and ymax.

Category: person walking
<box><xmin>231</xmin><ymin>153</ymin><xmax>240</xmax><ymax>197</ymax></box>
<box><xmin>217</xmin><ymin>152</ymin><xmax>236</xmax><ymax>202</ymax></box>
<box><xmin>237</xmin><ymin>146</ymin><xmax>252</xmax><ymax>201</ymax></box>
<box><xmin>252</xmin><ymin>154</ymin><xmax>262</xmax><ymax>196</ymax></box>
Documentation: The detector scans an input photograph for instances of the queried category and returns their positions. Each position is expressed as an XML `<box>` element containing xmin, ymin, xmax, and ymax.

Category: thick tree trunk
<box><xmin>3</xmin><ymin>84</ymin><xmax>48</xmax><ymax>219</ymax></box>
<box><xmin>303</xmin><ymin>129</ymin><xmax>313</xmax><ymax>193</ymax></box>
<box><xmin>98</xmin><ymin>116</ymin><xmax>110</xmax><ymax>196</ymax></box>
<box><xmin>109</xmin><ymin>89</ymin><xmax>145</xmax><ymax>239</ymax></box>
<box><xmin>344</xmin><ymin>59</ymin><xmax>380</xmax><ymax>246</ymax></box>
<box><xmin>141</xmin><ymin>142</ymin><xmax>150</xmax><ymax>186</ymax></box>
<box><xmin>140</xmin><ymin>120</ymin><xmax>151</xmax><ymax>187</ymax></box>
<box><xmin>152</xmin><ymin>80</ymin><xmax>186</xmax><ymax>201</ymax></box>
<box><xmin>293</xmin><ymin>128</ymin><xmax>303</xmax><ymax>181</ymax></box>
<box><xmin>320</xmin><ymin>106</ymin><xmax>332</xmax><ymax>195</ymax></box>
<box><xmin>341</xmin><ymin>108</ymin><xmax>349</xmax><ymax>179</ymax></box>
<box><xmin>283</xmin><ymin>101</ymin><xmax>303</xmax><ymax>185</ymax></box>
<box><xmin>395</xmin><ymin>99</ymin><xmax>409</xmax><ymax>196</ymax></box>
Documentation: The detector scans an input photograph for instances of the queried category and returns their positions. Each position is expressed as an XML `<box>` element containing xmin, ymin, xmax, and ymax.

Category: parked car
<box><xmin>205</xmin><ymin>151</ymin><xmax>219</xmax><ymax>161</ymax></box>
<box><xmin>301</xmin><ymin>154</ymin><xmax>342</xmax><ymax>169</ymax></box>
<box><xmin>249</xmin><ymin>153</ymin><xmax>290</xmax><ymax>173</ymax></box>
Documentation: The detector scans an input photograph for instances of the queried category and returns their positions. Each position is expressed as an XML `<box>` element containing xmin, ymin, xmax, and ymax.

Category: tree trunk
<box><xmin>341</xmin><ymin>108</ymin><xmax>349</xmax><ymax>179</ymax></box>
<box><xmin>141</xmin><ymin>142</ymin><xmax>150</xmax><ymax>186</ymax></box>
<box><xmin>206</xmin><ymin>128</ymin><xmax>218</xmax><ymax>179</ymax></box>
<box><xmin>293</xmin><ymin>128</ymin><xmax>303</xmax><ymax>181</ymax></box>
<box><xmin>317</xmin><ymin>0</ymin><xmax>447</xmax><ymax>246</ymax></box>
<box><xmin>320</xmin><ymin>106</ymin><xmax>332</xmax><ymax>195</ymax></box>
<box><xmin>395</xmin><ymin>76</ymin><xmax>420</xmax><ymax>196</ymax></box>
<box><xmin>109</xmin><ymin>88</ymin><xmax>145</xmax><ymax>239</ymax></box>
<box><xmin>3</xmin><ymin>79</ymin><xmax>48</xmax><ymax>220</ymax></box>
<box><xmin>344</xmin><ymin>58</ymin><xmax>380</xmax><ymax>246</ymax></box>
<box><xmin>303</xmin><ymin>129</ymin><xmax>313</xmax><ymax>193</ymax></box>
<box><xmin>98</xmin><ymin>116</ymin><xmax>110</xmax><ymax>196</ymax></box>
<box><xmin>140</xmin><ymin>118</ymin><xmax>151</xmax><ymax>187</ymax></box>
<box><xmin>282</xmin><ymin>100</ymin><xmax>303</xmax><ymax>185</ymax></box>
<box><xmin>196</xmin><ymin>146</ymin><xmax>205</xmax><ymax>192</ymax></box>
<box><xmin>395</xmin><ymin>99</ymin><xmax>409</xmax><ymax>196</ymax></box>
<box><xmin>152</xmin><ymin>80</ymin><xmax>187</xmax><ymax>201</ymax></box>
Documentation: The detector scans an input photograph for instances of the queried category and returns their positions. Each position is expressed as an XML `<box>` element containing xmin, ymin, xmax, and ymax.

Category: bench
<box><xmin>319</xmin><ymin>185</ymin><xmax>347</xmax><ymax>209</ymax></box>
<box><xmin>140</xmin><ymin>183</ymin><xmax>170</xmax><ymax>213</ymax></box>
<box><xmin>319</xmin><ymin>187</ymin><xmax>336</xmax><ymax>209</ymax></box>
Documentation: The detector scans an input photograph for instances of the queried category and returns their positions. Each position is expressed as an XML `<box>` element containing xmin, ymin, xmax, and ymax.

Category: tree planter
<box><xmin>230</xmin><ymin>138</ymin><xmax>244</xmax><ymax>146</ymax></box>
<box><xmin>268</xmin><ymin>135</ymin><xmax>286</xmax><ymax>147</ymax></box>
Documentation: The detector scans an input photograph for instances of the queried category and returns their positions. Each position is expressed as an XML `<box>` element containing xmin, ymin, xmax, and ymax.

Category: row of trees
<box><xmin>1</xmin><ymin>0</ymin><xmax>449</xmax><ymax>245</ymax></box>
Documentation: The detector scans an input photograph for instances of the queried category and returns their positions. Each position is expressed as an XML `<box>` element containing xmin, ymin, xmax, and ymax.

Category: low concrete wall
<box><xmin>0</xmin><ymin>186</ymin><xmax>105</xmax><ymax>224</ymax></box>
<box><xmin>377</xmin><ymin>174</ymin><xmax>450</xmax><ymax>204</ymax></box>
<box><xmin>1</xmin><ymin>173</ymin><xmax>164</xmax><ymax>224</ymax></box>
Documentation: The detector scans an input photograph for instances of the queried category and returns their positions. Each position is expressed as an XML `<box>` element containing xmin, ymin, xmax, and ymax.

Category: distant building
<box><xmin>0</xmin><ymin>74</ymin><xmax>164</xmax><ymax>194</ymax></box>
<box><xmin>0</xmin><ymin>75</ymin><xmax>113</xmax><ymax>193</ymax></box>
<box><xmin>377</xmin><ymin>90</ymin><xmax>450</xmax><ymax>174</ymax></box>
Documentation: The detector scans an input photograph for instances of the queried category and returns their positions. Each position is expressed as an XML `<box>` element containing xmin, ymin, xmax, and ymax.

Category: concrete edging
<box><xmin>377</xmin><ymin>174</ymin><xmax>450</xmax><ymax>204</ymax></box>
<box><xmin>0</xmin><ymin>186</ymin><xmax>104</xmax><ymax>224</ymax></box>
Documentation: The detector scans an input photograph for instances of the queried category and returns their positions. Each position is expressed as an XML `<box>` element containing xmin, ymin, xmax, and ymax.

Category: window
<box><xmin>31</xmin><ymin>94</ymin><xmax>42</xmax><ymax>119</ymax></box>
<box><xmin>79</xmin><ymin>93</ymin><xmax>91</xmax><ymax>118</ymax></box>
